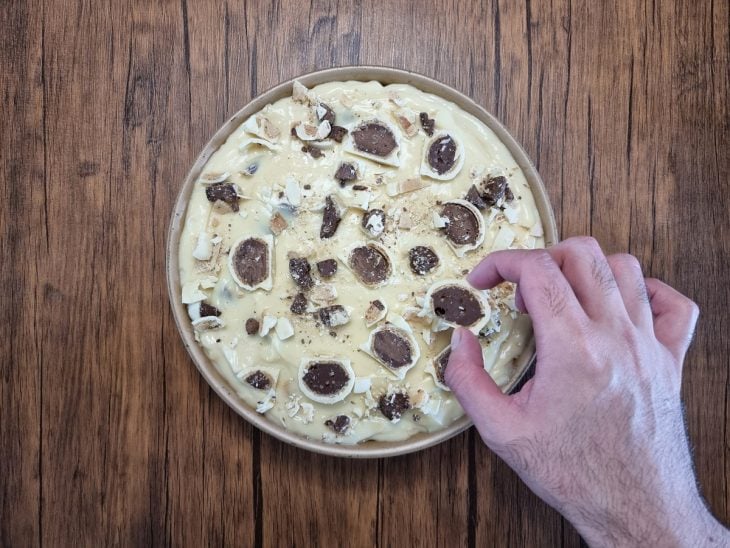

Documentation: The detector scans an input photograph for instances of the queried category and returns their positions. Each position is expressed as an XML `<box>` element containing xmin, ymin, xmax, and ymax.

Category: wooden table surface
<box><xmin>2</xmin><ymin>0</ymin><xmax>728</xmax><ymax>546</ymax></box>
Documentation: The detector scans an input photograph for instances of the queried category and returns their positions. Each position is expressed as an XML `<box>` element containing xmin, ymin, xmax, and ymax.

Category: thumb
<box><xmin>445</xmin><ymin>327</ymin><xmax>511</xmax><ymax>440</ymax></box>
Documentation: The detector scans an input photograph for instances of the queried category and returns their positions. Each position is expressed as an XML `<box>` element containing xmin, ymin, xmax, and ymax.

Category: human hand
<box><xmin>446</xmin><ymin>237</ymin><xmax>727</xmax><ymax>546</ymax></box>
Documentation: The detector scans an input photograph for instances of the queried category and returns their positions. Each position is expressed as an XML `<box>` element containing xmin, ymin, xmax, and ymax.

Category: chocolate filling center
<box><xmin>231</xmin><ymin>238</ymin><xmax>269</xmax><ymax>286</ymax></box>
<box><xmin>427</xmin><ymin>135</ymin><xmax>457</xmax><ymax>174</ymax></box>
<box><xmin>352</xmin><ymin>122</ymin><xmax>398</xmax><ymax>157</ymax></box>
<box><xmin>372</xmin><ymin>329</ymin><xmax>413</xmax><ymax>369</ymax></box>
<box><xmin>432</xmin><ymin>286</ymin><xmax>483</xmax><ymax>326</ymax></box>
<box><xmin>245</xmin><ymin>370</ymin><xmax>271</xmax><ymax>390</ymax></box>
<box><xmin>349</xmin><ymin>245</ymin><xmax>391</xmax><ymax>285</ymax></box>
<box><xmin>379</xmin><ymin>392</ymin><xmax>410</xmax><ymax>421</ymax></box>
<box><xmin>408</xmin><ymin>246</ymin><xmax>439</xmax><ymax>275</ymax></box>
<box><xmin>302</xmin><ymin>361</ymin><xmax>350</xmax><ymax>395</ymax></box>
<box><xmin>440</xmin><ymin>203</ymin><xmax>479</xmax><ymax>246</ymax></box>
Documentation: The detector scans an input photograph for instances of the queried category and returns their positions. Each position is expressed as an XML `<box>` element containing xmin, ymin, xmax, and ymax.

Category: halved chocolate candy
<box><xmin>245</xmin><ymin>370</ymin><xmax>272</xmax><ymax>390</ymax></box>
<box><xmin>361</xmin><ymin>320</ymin><xmax>420</xmax><ymax>379</ymax></box>
<box><xmin>199</xmin><ymin>302</ymin><xmax>221</xmax><ymax>317</ymax></box>
<box><xmin>433</xmin><ymin>286</ymin><xmax>482</xmax><ymax>326</ymax></box>
<box><xmin>320</xmin><ymin>195</ymin><xmax>342</xmax><ymax>239</ymax></box>
<box><xmin>408</xmin><ymin>246</ymin><xmax>439</xmax><ymax>275</ymax></box>
<box><xmin>361</xmin><ymin>209</ymin><xmax>386</xmax><ymax>238</ymax></box>
<box><xmin>352</xmin><ymin>122</ymin><xmax>398</xmax><ymax>156</ymax></box>
<box><xmin>205</xmin><ymin>183</ymin><xmax>240</xmax><ymax>211</ymax></box>
<box><xmin>301</xmin><ymin>144</ymin><xmax>324</xmax><ymax>159</ymax></box>
<box><xmin>324</xmin><ymin>415</ymin><xmax>351</xmax><ymax>435</ymax></box>
<box><xmin>420</xmin><ymin>131</ymin><xmax>464</xmax><ymax>180</ymax></box>
<box><xmin>373</xmin><ymin>329</ymin><xmax>412</xmax><ymax>369</ymax></box>
<box><xmin>347</xmin><ymin>243</ymin><xmax>392</xmax><ymax>286</ymax></box>
<box><xmin>298</xmin><ymin>357</ymin><xmax>355</xmax><ymax>404</ymax></box>
<box><xmin>438</xmin><ymin>199</ymin><xmax>485</xmax><ymax>256</ymax></box>
<box><xmin>289</xmin><ymin>257</ymin><xmax>314</xmax><ymax>290</ymax></box>
<box><xmin>427</xmin><ymin>346</ymin><xmax>451</xmax><ymax>391</ymax></box>
<box><xmin>316</xmin><ymin>258</ymin><xmax>338</xmax><ymax>278</ymax></box>
<box><xmin>428</xmin><ymin>135</ymin><xmax>457</xmax><ymax>175</ymax></box>
<box><xmin>228</xmin><ymin>235</ymin><xmax>274</xmax><ymax>291</ymax></box>
<box><xmin>379</xmin><ymin>391</ymin><xmax>410</xmax><ymax>422</ymax></box>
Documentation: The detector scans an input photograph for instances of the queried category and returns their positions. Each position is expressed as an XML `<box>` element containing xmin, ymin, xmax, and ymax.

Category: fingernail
<box><xmin>451</xmin><ymin>328</ymin><xmax>463</xmax><ymax>350</ymax></box>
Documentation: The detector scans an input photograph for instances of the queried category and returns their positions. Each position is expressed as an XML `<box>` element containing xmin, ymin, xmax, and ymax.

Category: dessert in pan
<box><xmin>178</xmin><ymin>80</ymin><xmax>545</xmax><ymax>444</ymax></box>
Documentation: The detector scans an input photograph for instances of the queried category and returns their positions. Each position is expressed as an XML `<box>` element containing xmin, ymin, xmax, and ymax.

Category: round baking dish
<box><xmin>166</xmin><ymin>66</ymin><xmax>558</xmax><ymax>458</ymax></box>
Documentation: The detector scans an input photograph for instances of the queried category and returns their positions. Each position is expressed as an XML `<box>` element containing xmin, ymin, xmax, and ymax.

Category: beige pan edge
<box><xmin>166</xmin><ymin>66</ymin><xmax>558</xmax><ymax>459</ymax></box>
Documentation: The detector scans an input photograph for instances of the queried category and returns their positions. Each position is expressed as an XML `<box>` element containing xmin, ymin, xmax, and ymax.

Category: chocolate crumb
<box><xmin>245</xmin><ymin>370</ymin><xmax>272</xmax><ymax>390</ymax></box>
<box><xmin>199</xmin><ymin>303</ymin><xmax>221</xmax><ymax>317</ymax></box>
<box><xmin>419</xmin><ymin>112</ymin><xmax>435</xmax><ymax>136</ymax></box>
<box><xmin>408</xmin><ymin>246</ymin><xmax>439</xmax><ymax>275</ymax></box>
<box><xmin>316</xmin><ymin>259</ymin><xmax>338</xmax><ymax>278</ymax></box>
<box><xmin>303</xmin><ymin>184</ymin><xmax>311</xmax><ymax>190</ymax></box>
<box><xmin>334</xmin><ymin>162</ymin><xmax>357</xmax><ymax>183</ymax></box>
<box><xmin>379</xmin><ymin>392</ymin><xmax>410</xmax><ymax>421</ymax></box>
<box><xmin>205</xmin><ymin>183</ymin><xmax>239</xmax><ymax>212</ymax></box>
<box><xmin>465</xmin><ymin>185</ymin><xmax>488</xmax><ymax>210</ymax></box>
<box><xmin>301</xmin><ymin>144</ymin><xmax>324</xmax><ymax>159</ymax></box>
<box><xmin>245</xmin><ymin>318</ymin><xmax>260</xmax><ymax>335</ymax></box>
<box><xmin>290</xmin><ymin>292</ymin><xmax>307</xmax><ymax>315</ymax></box>
<box><xmin>320</xmin><ymin>195</ymin><xmax>342</xmax><ymax>239</ymax></box>
<box><xmin>329</xmin><ymin>330</ymin><xmax>337</xmax><ymax>337</ymax></box>
<box><xmin>352</xmin><ymin>122</ymin><xmax>398</xmax><ymax>156</ymax></box>
<box><xmin>325</xmin><ymin>415</ymin><xmax>351</xmax><ymax>434</ymax></box>
<box><xmin>289</xmin><ymin>257</ymin><xmax>314</xmax><ymax>290</ymax></box>
<box><xmin>328</xmin><ymin>125</ymin><xmax>348</xmax><ymax>143</ymax></box>
<box><xmin>352</xmin><ymin>185</ymin><xmax>368</xmax><ymax>191</ymax></box>
<box><xmin>505</xmin><ymin>185</ymin><xmax>515</xmax><ymax>202</ymax></box>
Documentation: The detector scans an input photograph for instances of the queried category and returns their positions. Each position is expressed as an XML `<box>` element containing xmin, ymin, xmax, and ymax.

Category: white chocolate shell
<box><xmin>437</xmin><ymin>199</ymin><xmax>485</xmax><ymax>257</ymax></box>
<box><xmin>359</xmin><ymin>321</ymin><xmax>421</xmax><ymax>379</ymax></box>
<box><xmin>197</xmin><ymin>171</ymin><xmax>230</xmax><ymax>185</ymax></box>
<box><xmin>242</xmin><ymin>113</ymin><xmax>281</xmax><ymax>142</ymax></box>
<box><xmin>419</xmin><ymin>131</ymin><xmax>465</xmax><ymax>181</ymax></box>
<box><xmin>298</xmin><ymin>357</ymin><xmax>355</xmax><ymax>404</ymax></box>
<box><xmin>227</xmin><ymin>234</ymin><xmax>274</xmax><ymax>291</ymax></box>
<box><xmin>345</xmin><ymin>119</ymin><xmax>402</xmax><ymax>167</ymax></box>
<box><xmin>421</xmin><ymin>280</ymin><xmax>490</xmax><ymax>334</ymax></box>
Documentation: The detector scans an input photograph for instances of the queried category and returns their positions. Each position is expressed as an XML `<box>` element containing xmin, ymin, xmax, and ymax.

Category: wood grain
<box><xmin>1</xmin><ymin>0</ymin><xmax>727</xmax><ymax>546</ymax></box>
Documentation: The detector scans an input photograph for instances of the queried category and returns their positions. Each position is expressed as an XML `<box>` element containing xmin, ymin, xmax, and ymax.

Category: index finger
<box><xmin>467</xmin><ymin>249</ymin><xmax>587</xmax><ymax>332</ymax></box>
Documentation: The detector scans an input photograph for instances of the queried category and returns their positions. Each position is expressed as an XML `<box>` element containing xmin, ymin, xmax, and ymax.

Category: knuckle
<box><xmin>613</xmin><ymin>253</ymin><xmax>642</xmax><ymax>272</ymax></box>
<box><xmin>573</xmin><ymin>236</ymin><xmax>602</xmax><ymax>253</ymax></box>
